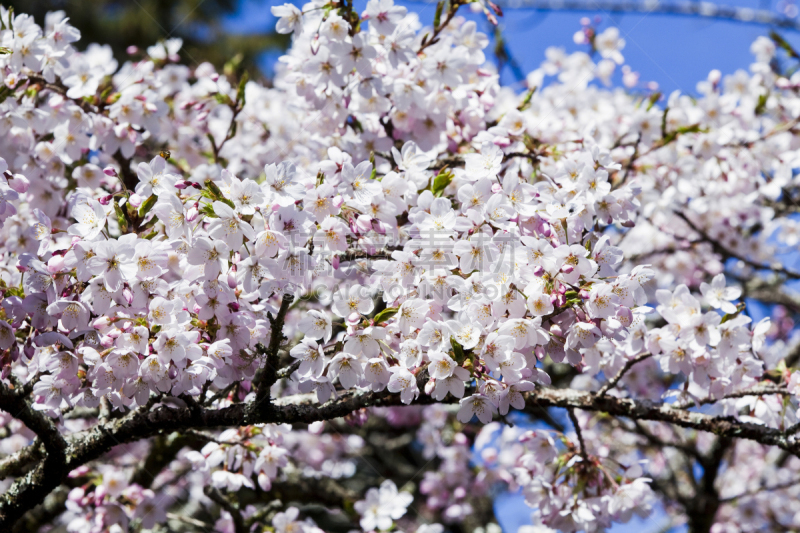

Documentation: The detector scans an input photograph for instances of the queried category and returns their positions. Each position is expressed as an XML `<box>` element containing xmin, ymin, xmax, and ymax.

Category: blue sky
<box><xmin>221</xmin><ymin>1</ymin><xmax>798</xmax><ymax>531</ymax></box>
<box><xmin>224</xmin><ymin>0</ymin><xmax>800</xmax><ymax>94</ymax></box>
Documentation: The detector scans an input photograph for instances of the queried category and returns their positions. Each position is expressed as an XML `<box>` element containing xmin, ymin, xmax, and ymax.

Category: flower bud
<box><xmin>561</xmin><ymin>264</ymin><xmax>574</xmax><ymax>274</ymax></box>
<box><xmin>186</xmin><ymin>206</ymin><xmax>198</xmax><ymax>222</ymax></box>
<box><xmin>425</xmin><ymin>379</ymin><xmax>436</xmax><ymax>395</ymax></box>
<box><xmin>103</xmin><ymin>166</ymin><xmax>118</xmax><ymax>177</ymax></box>
<box><xmin>332</xmin><ymin>255</ymin><xmax>340</xmax><ymax>270</ymax></box>
<box><xmin>533</xmin><ymin>265</ymin><xmax>545</xmax><ymax>277</ymax></box>
<box><xmin>128</xmin><ymin>193</ymin><xmax>143</xmax><ymax>208</ymax></box>
<box><xmin>126</xmin><ymin>45</ymin><xmax>138</xmax><ymax>55</ymax></box>
<box><xmin>356</xmin><ymin>215</ymin><xmax>372</xmax><ymax>233</ymax></box>
<box><xmin>7</xmin><ymin>173</ymin><xmax>29</xmax><ymax>193</ymax></box>
<box><xmin>47</xmin><ymin>255</ymin><xmax>65</xmax><ymax>273</ymax></box>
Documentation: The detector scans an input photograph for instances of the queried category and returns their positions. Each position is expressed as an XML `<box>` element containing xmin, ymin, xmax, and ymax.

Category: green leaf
<box><xmin>431</xmin><ymin>170</ymin><xmax>453</xmax><ymax>197</ymax></box>
<box><xmin>517</xmin><ymin>85</ymin><xmax>537</xmax><ymax>112</ymax></box>
<box><xmin>200</xmin><ymin>203</ymin><xmax>218</xmax><ymax>218</ymax></box>
<box><xmin>113</xmin><ymin>200</ymin><xmax>129</xmax><ymax>234</ymax></box>
<box><xmin>770</xmin><ymin>31</ymin><xmax>800</xmax><ymax>59</ymax></box>
<box><xmin>433</xmin><ymin>0</ymin><xmax>445</xmax><ymax>28</ymax></box>
<box><xmin>213</xmin><ymin>93</ymin><xmax>233</xmax><ymax>106</ymax></box>
<box><xmin>138</xmin><ymin>194</ymin><xmax>157</xmax><ymax>217</ymax></box>
<box><xmin>755</xmin><ymin>93</ymin><xmax>769</xmax><ymax>115</ymax></box>
<box><xmin>646</xmin><ymin>92</ymin><xmax>661</xmax><ymax>111</ymax></box>
<box><xmin>0</xmin><ymin>47</ymin><xmax>11</xmax><ymax>55</ymax></box>
<box><xmin>139</xmin><ymin>214</ymin><xmax>160</xmax><ymax>233</ymax></box>
<box><xmin>373</xmin><ymin>307</ymin><xmax>398</xmax><ymax>324</ymax></box>
<box><xmin>236</xmin><ymin>71</ymin><xmax>249</xmax><ymax>108</ymax></box>
<box><xmin>451</xmin><ymin>338</ymin><xmax>465</xmax><ymax>363</ymax></box>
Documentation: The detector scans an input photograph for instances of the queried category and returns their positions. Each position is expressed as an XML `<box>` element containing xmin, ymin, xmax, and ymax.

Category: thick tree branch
<box><xmin>3</xmin><ymin>380</ymin><xmax>800</xmax><ymax>529</ymax></box>
<box><xmin>253</xmin><ymin>292</ymin><xmax>294</xmax><ymax>408</ymax></box>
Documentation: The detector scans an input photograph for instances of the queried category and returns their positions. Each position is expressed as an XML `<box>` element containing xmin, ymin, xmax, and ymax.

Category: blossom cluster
<box><xmin>0</xmin><ymin>2</ymin><xmax>797</xmax><ymax>532</ymax></box>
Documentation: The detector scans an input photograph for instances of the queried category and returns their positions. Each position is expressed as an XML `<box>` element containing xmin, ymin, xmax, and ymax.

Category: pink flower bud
<box><xmin>47</xmin><ymin>255</ymin><xmax>65</xmax><ymax>273</ymax></box>
<box><xmin>98</xmin><ymin>194</ymin><xmax>113</xmax><ymax>206</ymax></box>
<box><xmin>535</xmin><ymin>346</ymin><xmax>546</xmax><ymax>360</ymax></box>
<box><xmin>174</xmin><ymin>181</ymin><xmax>187</xmax><ymax>190</ymax></box>
<box><xmin>533</xmin><ymin>265</ymin><xmax>545</xmax><ymax>277</ymax></box>
<box><xmin>126</xmin><ymin>45</ymin><xmax>138</xmax><ymax>55</ymax></box>
<box><xmin>356</xmin><ymin>215</ymin><xmax>372</xmax><ymax>233</ymax></box>
<box><xmin>228</xmin><ymin>301</ymin><xmax>240</xmax><ymax>312</ymax></box>
<box><xmin>332</xmin><ymin>195</ymin><xmax>344</xmax><ymax>209</ymax></box>
<box><xmin>128</xmin><ymin>193</ymin><xmax>143</xmax><ymax>208</ymax></box>
<box><xmin>621</xmin><ymin>219</ymin><xmax>635</xmax><ymax>228</ymax></box>
<box><xmin>579</xmin><ymin>289</ymin><xmax>589</xmax><ymax>299</ymax></box>
<box><xmin>103</xmin><ymin>166</ymin><xmax>118</xmax><ymax>177</ymax></box>
<box><xmin>7</xmin><ymin>173</ymin><xmax>29</xmax><ymax>193</ymax></box>
<box><xmin>561</xmin><ymin>264</ymin><xmax>574</xmax><ymax>274</ymax></box>
<box><xmin>550</xmin><ymin>293</ymin><xmax>559</xmax><ymax>305</ymax></box>
<box><xmin>425</xmin><ymin>379</ymin><xmax>436</xmax><ymax>395</ymax></box>
<box><xmin>332</xmin><ymin>255</ymin><xmax>340</xmax><ymax>270</ymax></box>
<box><xmin>227</xmin><ymin>269</ymin><xmax>237</xmax><ymax>289</ymax></box>
<box><xmin>186</xmin><ymin>206</ymin><xmax>198</xmax><ymax>222</ymax></box>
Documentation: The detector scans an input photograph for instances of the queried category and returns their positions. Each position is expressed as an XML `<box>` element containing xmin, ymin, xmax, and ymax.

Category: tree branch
<box><xmin>252</xmin><ymin>292</ymin><xmax>294</xmax><ymax>409</ymax></box>
<box><xmin>675</xmin><ymin>211</ymin><xmax>800</xmax><ymax>279</ymax></box>
<box><xmin>3</xmin><ymin>381</ymin><xmax>800</xmax><ymax>529</ymax></box>
<box><xmin>204</xmin><ymin>486</ymin><xmax>246</xmax><ymax>533</ymax></box>
<box><xmin>597</xmin><ymin>353</ymin><xmax>652</xmax><ymax>397</ymax></box>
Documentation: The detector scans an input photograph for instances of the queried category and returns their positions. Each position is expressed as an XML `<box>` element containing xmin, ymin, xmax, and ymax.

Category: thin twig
<box><xmin>567</xmin><ymin>407</ymin><xmax>589</xmax><ymax>462</ymax></box>
<box><xmin>597</xmin><ymin>353</ymin><xmax>653</xmax><ymax>397</ymax></box>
